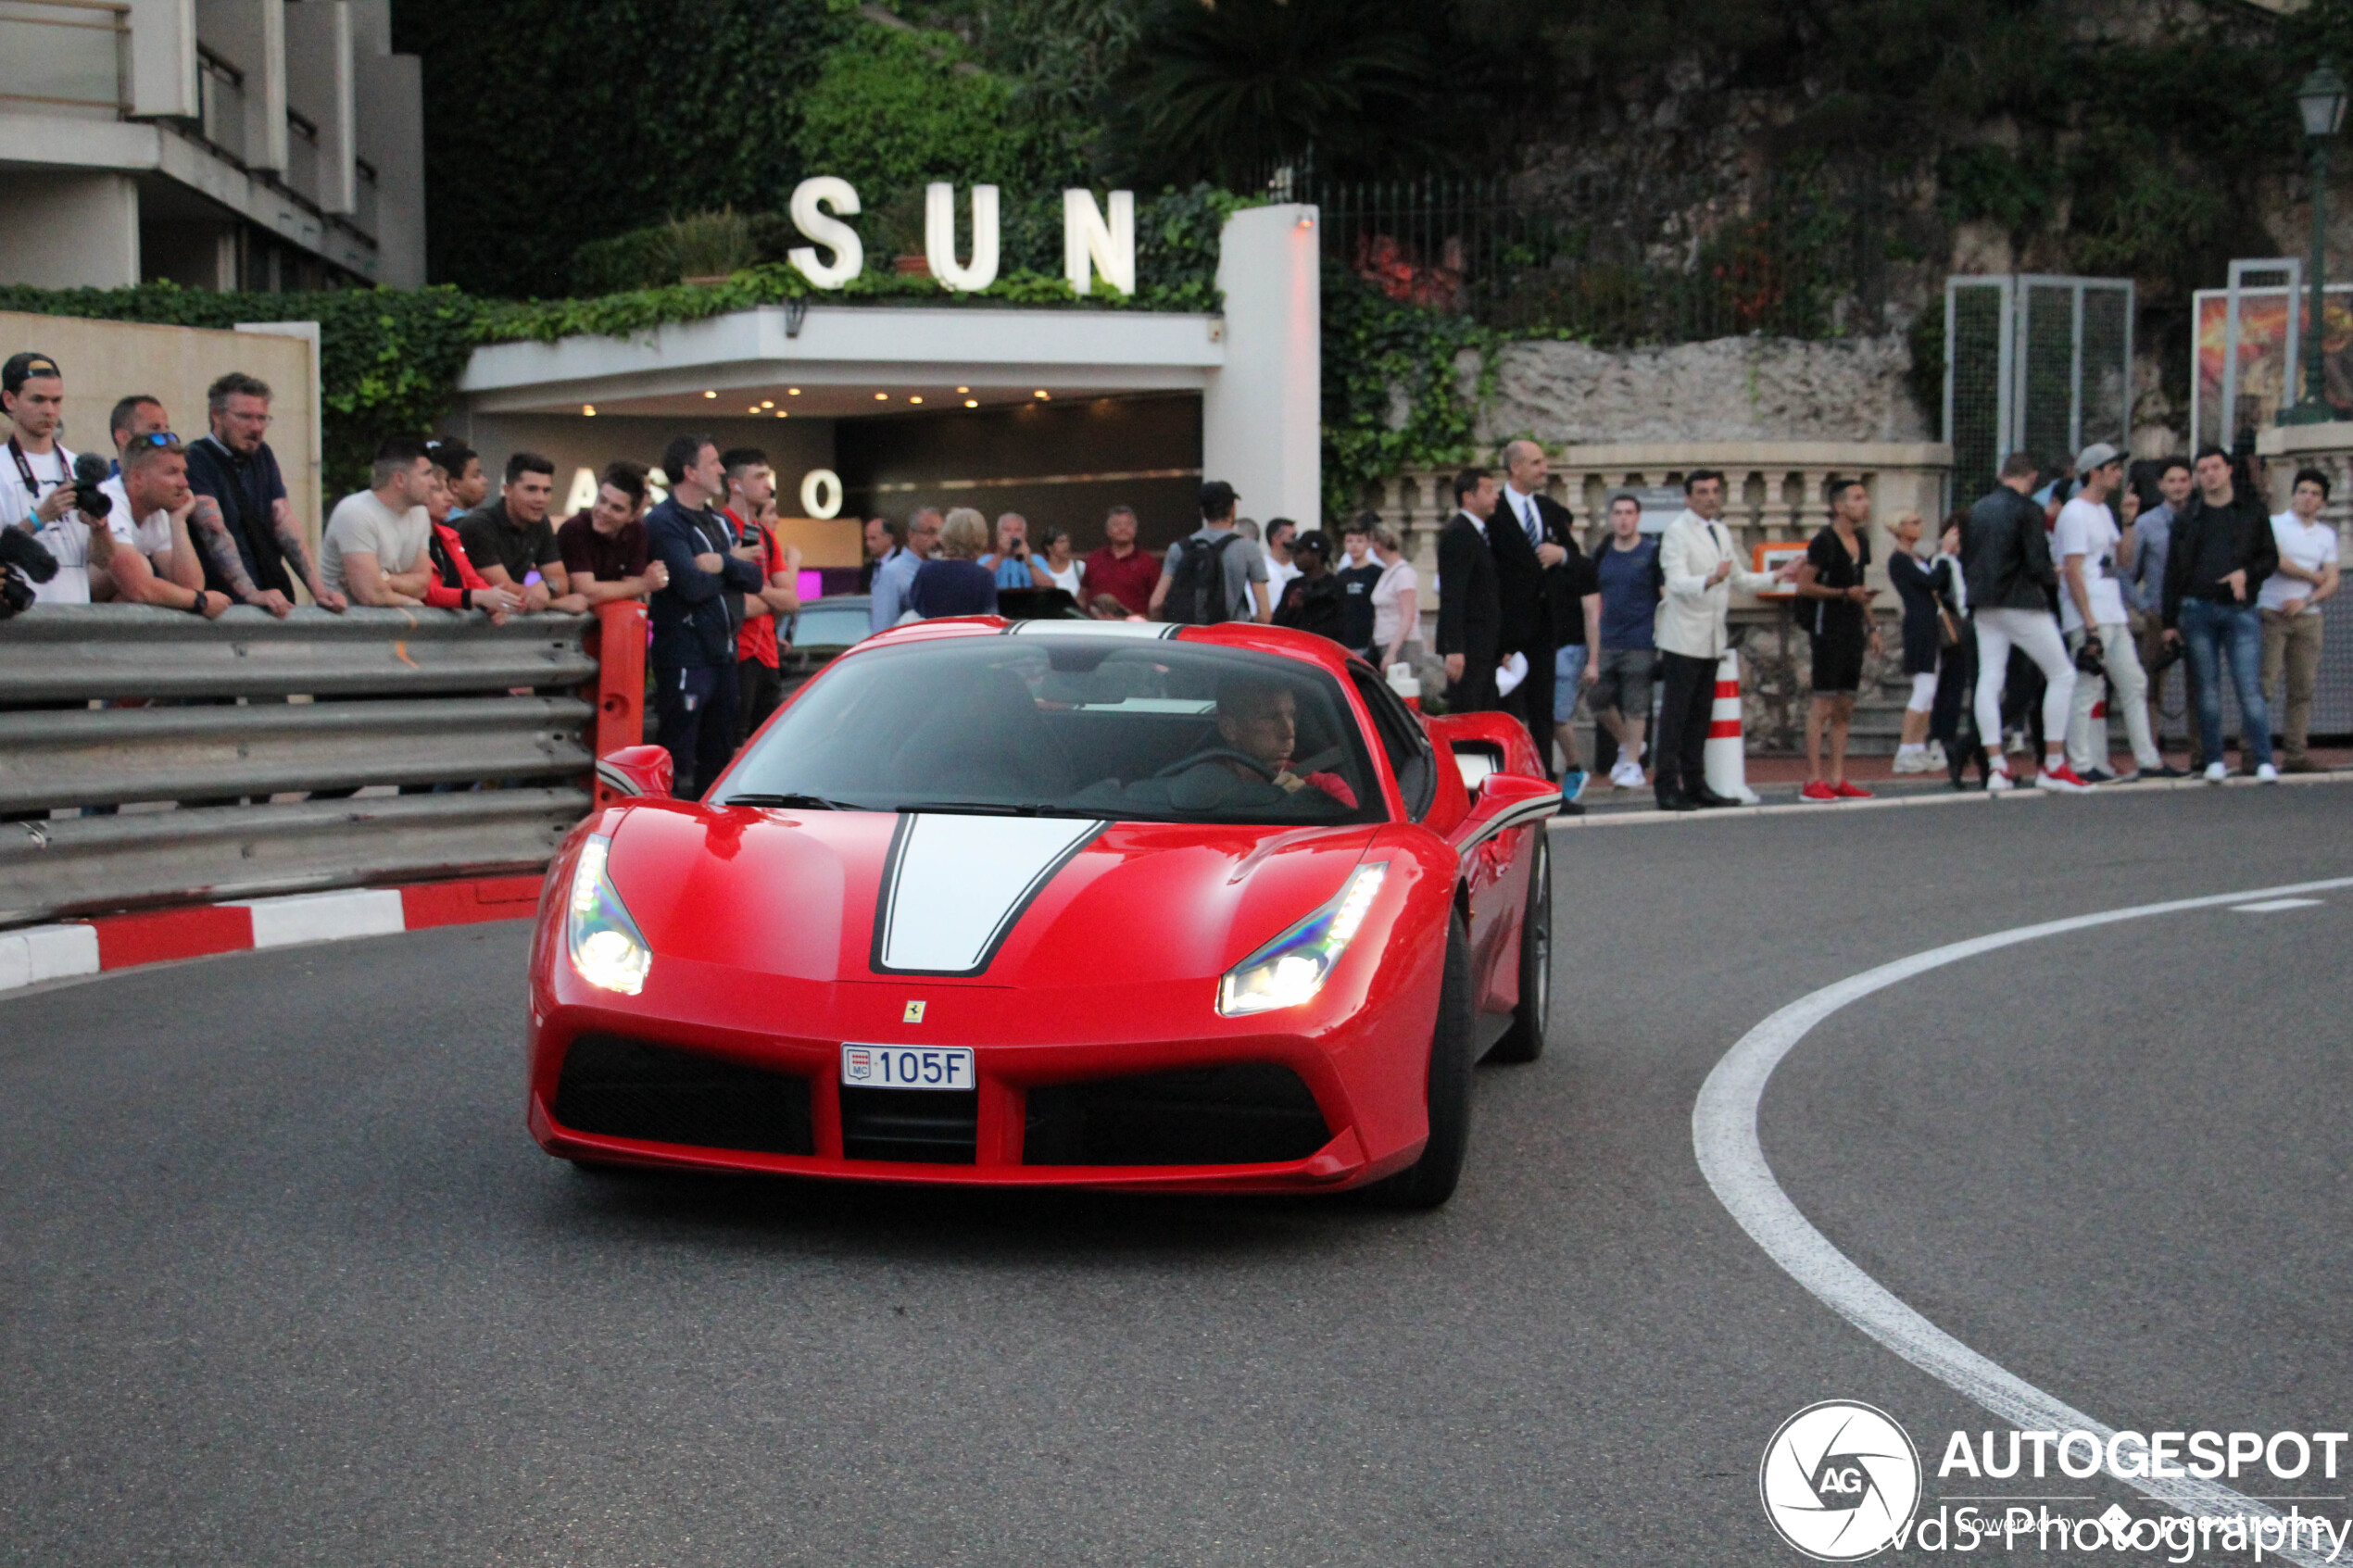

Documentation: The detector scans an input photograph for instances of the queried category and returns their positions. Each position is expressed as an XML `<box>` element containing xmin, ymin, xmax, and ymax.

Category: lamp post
<box><xmin>2282</xmin><ymin>64</ymin><xmax>2348</xmax><ymax>425</ymax></box>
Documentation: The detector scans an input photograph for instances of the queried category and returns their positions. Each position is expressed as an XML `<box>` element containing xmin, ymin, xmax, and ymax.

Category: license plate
<box><xmin>841</xmin><ymin>1044</ymin><xmax>974</xmax><ymax>1091</ymax></box>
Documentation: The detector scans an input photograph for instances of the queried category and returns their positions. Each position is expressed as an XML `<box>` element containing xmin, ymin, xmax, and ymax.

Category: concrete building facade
<box><xmin>0</xmin><ymin>0</ymin><xmax>422</xmax><ymax>292</ymax></box>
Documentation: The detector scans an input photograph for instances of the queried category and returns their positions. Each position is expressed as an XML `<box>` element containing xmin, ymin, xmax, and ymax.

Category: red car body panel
<box><xmin>527</xmin><ymin>619</ymin><xmax>1553</xmax><ymax>1194</ymax></box>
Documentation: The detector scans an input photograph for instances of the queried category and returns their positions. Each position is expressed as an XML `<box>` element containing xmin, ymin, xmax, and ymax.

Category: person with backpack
<box><xmin>1151</xmin><ymin>480</ymin><xmax>1271</xmax><ymax>625</ymax></box>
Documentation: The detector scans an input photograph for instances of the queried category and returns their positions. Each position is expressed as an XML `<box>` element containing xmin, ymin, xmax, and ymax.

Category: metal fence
<box><xmin>1282</xmin><ymin>171</ymin><xmax>1881</xmax><ymax>345</ymax></box>
<box><xmin>0</xmin><ymin>606</ymin><xmax>608</xmax><ymax>927</ymax></box>
<box><xmin>1944</xmin><ymin>275</ymin><xmax>2135</xmax><ymax>505</ymax></box>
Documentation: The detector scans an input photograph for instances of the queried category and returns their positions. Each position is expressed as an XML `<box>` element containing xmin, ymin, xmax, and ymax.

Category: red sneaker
<box><xmin>1833</xmin><ymin>781</ymin><xmax>1874</xmax><ymax>799</ymax></box>
<box><xmin>1800</xmin><ymin>780</ymin><xmax>1839</xmax><ymax>803</ymax></box>
<box><xmin>2035</xmin><ymin>762</ymin><xmax>2095</xmax><ymax>793</ymax></box>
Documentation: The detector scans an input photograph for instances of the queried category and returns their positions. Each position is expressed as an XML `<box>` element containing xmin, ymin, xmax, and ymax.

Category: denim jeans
<box><xmin>2177</xmin><ymin>596</ymin><xmax>2271</xmax><ymax>768</ymax></box>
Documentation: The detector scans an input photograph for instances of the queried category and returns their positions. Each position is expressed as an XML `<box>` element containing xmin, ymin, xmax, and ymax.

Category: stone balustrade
<box><xmin>2256</xmin><ymin>420</ymin><xmax>2353</xmax><ymax>541</ymax></box>
<box><xmin>1370</xmin><ymin>442</ymin><xmax>1954</xmax><ymax>601</ymax></box>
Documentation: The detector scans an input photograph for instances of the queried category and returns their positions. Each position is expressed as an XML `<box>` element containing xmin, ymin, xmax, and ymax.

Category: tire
<box><xmin>1362</xmin><ymin>910</ymin><xmax>1476</xmax><ymax>1210</ymax></box>
<box><xmin>1486</xmin><ymin>831</ymin><xmax>1551</xmax><ymax>1064</ymax></box>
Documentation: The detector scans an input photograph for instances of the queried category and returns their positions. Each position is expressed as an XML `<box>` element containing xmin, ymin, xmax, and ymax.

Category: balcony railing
<box><xmin>196</xmin><ymin>43</ymin><xmax>245</xmax><ymax>162</ymax></box>
<box><xmin>0</xmin><ymin>0</ymin><xmax>129</xmax><ymax>117</ymax></box>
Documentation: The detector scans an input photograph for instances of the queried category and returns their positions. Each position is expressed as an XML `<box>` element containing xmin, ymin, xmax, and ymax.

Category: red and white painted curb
<box><xmin>0</xmin><ymin>873</ymin><xmax>546</xmax><ymax>994</ymax></box>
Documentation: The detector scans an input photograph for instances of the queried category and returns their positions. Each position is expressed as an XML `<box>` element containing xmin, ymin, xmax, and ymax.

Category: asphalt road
<box><xmin>3</xmin><ymin>786</ymin><xmax>2348</xmax><ymax>1566</ymax></box>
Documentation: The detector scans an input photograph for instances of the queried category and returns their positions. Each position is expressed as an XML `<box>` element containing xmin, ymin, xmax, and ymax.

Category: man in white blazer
<box><xmin>1653</xmin><ymin>469</ymin><xmax>1795</xmax><ymax>810</ymax></box>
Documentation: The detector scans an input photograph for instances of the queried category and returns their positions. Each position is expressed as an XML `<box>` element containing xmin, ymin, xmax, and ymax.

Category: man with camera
<box><xmin>980</xmin><ymin>511</ymin><xmax>1051</xmax><ymax>591</ymax></box>
<box><xmin>1</xmin><ymin>352</ymin><xmax>79</xmax><ymax>537</ymax></box>
<box><xmin>2056</xmin><ymin>444</ymin><xmax>2161</xmax><ymax>783</ymax></box>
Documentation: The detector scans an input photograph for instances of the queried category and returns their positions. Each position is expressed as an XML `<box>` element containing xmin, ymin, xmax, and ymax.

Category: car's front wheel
<box><xmin>1486</xmin><ymin>832</ymin><xmax>1550</xmax><ymax>1064</ymax></box>
<box><xmin>1362</xmin><ymin>909</ymin><xmax>1474</xmax><ymax>1210</ymax></box>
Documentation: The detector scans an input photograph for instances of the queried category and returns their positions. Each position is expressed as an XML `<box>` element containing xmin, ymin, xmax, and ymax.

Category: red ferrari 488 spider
<box><xmin>527</xmin><ymin>619</ymin><xmax>1557</xmax><ymax>1207</ymax></box>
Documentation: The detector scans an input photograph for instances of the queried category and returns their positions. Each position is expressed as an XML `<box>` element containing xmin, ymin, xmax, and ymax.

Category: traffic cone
<box><xmin>1704</xmin><ymin>648</ymin><xmax>1762</xmax><ymax>805</ymax></box>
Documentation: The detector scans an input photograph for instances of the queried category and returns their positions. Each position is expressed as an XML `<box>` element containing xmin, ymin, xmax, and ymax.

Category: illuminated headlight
<box><xmin>566</xmin><ymin>835</ymin><xmax>651</xmax><ymax>995</ymax></box>
<box><xmin>1217</xmin><ymin>864</ymin><xmax>1386</xmax><ymax>1016</ymax></box>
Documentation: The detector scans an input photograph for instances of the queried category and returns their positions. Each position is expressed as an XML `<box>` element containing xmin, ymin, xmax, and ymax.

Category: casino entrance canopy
<box><xmin>445</xmin><ymin>206</ymin><xmax>1321</xmax><ymax>568</ymax></box>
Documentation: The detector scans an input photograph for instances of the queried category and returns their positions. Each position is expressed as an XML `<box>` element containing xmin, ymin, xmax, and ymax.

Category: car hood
<box><xmin>604</xmin><ymin>805</ymin><xmax>1376</xmax><ymax>986</ymax></box>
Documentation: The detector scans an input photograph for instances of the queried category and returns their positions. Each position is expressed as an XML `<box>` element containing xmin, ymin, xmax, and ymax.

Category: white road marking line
<box><xmin>1692</xmin><ymin>873</ymin><xmax>2353</xmax><ymax>1563</ymax></box>
<box><xmin>2230</xmin><ymin>897</ymin><xmax>2324</xmax><ymax>913</ymax></box>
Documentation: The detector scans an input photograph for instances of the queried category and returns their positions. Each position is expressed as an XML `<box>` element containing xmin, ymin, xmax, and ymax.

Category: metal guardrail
<box><xmin>0</xmin><ymin>605</ymin><xmax>621</xmax><ymax>927</ymax></box>
<box><xmin>0</xmin><ymin>604</ymin><xmax>595</xmax><ymax>702</ymax></box>
<box><xmin>0</xmin><ymin>788</ymin><xmax>585</xmax><ymax>928</ymax></box>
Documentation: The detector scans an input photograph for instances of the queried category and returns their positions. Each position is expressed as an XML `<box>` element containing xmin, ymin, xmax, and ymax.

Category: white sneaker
<box><xmin>1610</xmin><ymin>760</ymin><xmax>1644</xmax><ymax>789</ymax></box>
<box><xmin>2256</xmin><ymin>762</ymin><xmax>2279</xmax><ymax>784</ymax></box>
<box><xmin>2203</xmin><ymin>762</ymin><xmax>2227</xmax><ymax>784</ymax></box>
<box><xmin>1985</xmin><ymin>767</ymin><xmax>2016</xmax><ymax>793</ymax></box>
<box><xmin>1891</xmin><ymin>749</ymin><xmax>1928</xmax><ymax>774</ymax></box>
<box><xmin>1925</xmin><ymin>740</ymin><xmax>1948</xmax><ymax>769</ymax></box>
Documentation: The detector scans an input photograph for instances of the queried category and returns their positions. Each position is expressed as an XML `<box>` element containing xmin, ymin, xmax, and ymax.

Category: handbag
<box><xmin>1936</xmin><ymin>608</ymin><xmax>1964</xmax><ymax>648</ymax></box>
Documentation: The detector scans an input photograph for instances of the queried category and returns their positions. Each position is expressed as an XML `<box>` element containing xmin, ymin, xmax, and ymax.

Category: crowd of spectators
<box><xmin>1416</xmin><ymin>433</ymin><xmax>2338</xmax><ymax>815</ymax></box>
<box><xmin>6</xmin><ymin>340</ymin><xmax>2335</xmax><ymax>811</ymax></box>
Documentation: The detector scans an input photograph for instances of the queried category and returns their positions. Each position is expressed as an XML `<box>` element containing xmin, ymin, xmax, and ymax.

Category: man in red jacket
<box><xmin>721</xmin><ymin>447</ymin><xmax>802</xmax><ymax>742</ymax></box>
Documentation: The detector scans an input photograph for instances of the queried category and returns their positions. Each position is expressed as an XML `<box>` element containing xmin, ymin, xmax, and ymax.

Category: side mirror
<box><xmin>1468</xmin><ymin>771</ymin><xmax>1555</xmax><ymax>818</ymax></box>
<box><xmin>1451</xmin><ymin>742</ymin><xmax>1504</xmax><ymax>797</ymax></box>
<box><xmin>595</xmin><ymin>744</ymin><xmax>673</xmax><ymax>801</ymax></box>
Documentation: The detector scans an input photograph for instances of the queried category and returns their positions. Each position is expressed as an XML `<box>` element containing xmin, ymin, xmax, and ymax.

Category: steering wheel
<box><xmin>1153</xmin><ymin>746</ymin><xmax>1279</xmax><ymax>782</ymax></box>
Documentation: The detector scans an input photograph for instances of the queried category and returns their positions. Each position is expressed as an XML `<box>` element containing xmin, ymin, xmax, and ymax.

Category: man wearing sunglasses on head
<box><xmin>97</xmin><ymin>433</ymin><xmax>228</xmax><ymax>617</ymax></box>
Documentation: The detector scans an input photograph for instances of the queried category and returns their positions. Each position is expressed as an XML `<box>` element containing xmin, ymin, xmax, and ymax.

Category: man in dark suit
<box><xmin>1492</xmin><ymin>440</ymin><xmax>1571</xmax><ymax>776</ymax></box>
<box><xmin>1437</xmin><ymin>468</ymin><xmax>1504</xmax><ymax>711</ymax></box>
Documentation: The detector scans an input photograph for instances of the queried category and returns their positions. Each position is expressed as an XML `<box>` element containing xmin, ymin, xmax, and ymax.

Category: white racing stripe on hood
<box><xmin>874</xmin><ymin>813</ymin><xmax>1103</xmax><ymax>974</ymax></box>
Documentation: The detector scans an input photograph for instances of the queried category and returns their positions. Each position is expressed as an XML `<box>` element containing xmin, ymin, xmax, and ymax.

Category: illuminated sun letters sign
<box><xmin>787</xmin><ymin>178</ymin><xmax>1135</xmax><ymax>296</ymax></box>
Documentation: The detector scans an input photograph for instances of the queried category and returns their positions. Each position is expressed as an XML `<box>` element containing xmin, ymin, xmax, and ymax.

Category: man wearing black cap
<box><xmin>1151</xmin><ymin>480</ymin><xmax>1271</xmax><ymax>624</ymax></box>
<box><xmin>1</xmin><ymin>352</ymin><xmax>81</xmax><ymax>541</ymax></box>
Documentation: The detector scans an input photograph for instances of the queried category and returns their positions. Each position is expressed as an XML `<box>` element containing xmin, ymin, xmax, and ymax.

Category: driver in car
<box><xmin>1167</xmin><ymin>679</ymin><xmax>1358</xmax><ymax>810</ymax></box>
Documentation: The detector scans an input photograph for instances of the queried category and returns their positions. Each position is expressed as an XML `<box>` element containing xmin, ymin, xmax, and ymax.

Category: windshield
<box><xmin>721</xmin><ymin>635</ymin><xmax>1386</xmax><ymax>825</ymax></box>
<box><xmin>787</xmin><ymin>601</ymin><xmax>873</xmax><ymax>648</ymax></box>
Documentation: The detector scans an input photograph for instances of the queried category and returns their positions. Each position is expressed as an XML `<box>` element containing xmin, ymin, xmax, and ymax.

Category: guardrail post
<box><xmin>586</xmin><ymin>600</ymin><xmax>647</xmax><ymax>807</ymax></box>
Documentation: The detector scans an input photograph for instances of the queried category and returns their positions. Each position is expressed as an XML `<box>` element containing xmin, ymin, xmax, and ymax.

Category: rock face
<box><xmin>1470</xmin><ymin>333</ymin><xmax>1930</xmax><ymax>446</ymax></box>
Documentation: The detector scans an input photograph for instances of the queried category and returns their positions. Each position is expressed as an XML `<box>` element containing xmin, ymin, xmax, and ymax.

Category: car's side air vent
<box><xmin>552</xmin><ymin>1034</ymin><xmax>814</xmax><ymax>1156</ymax></box>
<box><xmin>1024</xmin><ymin>1063</ymin><xmax>1330</xmax><ymax>1166</ymax></box>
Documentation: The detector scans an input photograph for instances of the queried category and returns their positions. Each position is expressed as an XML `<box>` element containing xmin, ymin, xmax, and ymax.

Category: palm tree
<box><xmin>1106</xmin><ymin>0</ymin><xmax>1448</xmax><ymax>187</ymax></box>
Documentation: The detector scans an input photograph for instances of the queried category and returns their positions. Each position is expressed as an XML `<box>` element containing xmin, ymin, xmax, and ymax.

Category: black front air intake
<box><xmin>1023</xmin><ymin>1063</ymin><xmax>1331</xmax><ymax>1166</ymax></box>
<box><xmin>552</xmin><ymin>1034</ymin><xmax>814</xmax><ymax>1156</ymax></box>
<box><xmin>838</xmin><ymin>1086</ymin><xmax>979</xmax><ymax>1164</ymax></box>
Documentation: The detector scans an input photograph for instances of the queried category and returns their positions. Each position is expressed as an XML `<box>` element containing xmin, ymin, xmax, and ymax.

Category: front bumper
<box><xmin>525</xmin><ymin>958</ymin><xmax>1436</xmax><ymax>1194</ymax></box>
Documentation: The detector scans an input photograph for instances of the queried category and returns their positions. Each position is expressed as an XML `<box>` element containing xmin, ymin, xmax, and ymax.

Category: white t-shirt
<box><xmin>2260</xmin><ymin>511</ymin><xmax>2340</xmax><ymax>614</ymax></box>
<box><xmin>2053</xmin><ymin>495</ymin><xmax>2127</xmax><ymax>632</ymax></box>
<box><xmin>321</xmin><ymin>488</ymin><xmax>431</xmax><ymax>598</ymax></box>
<box><xmin>1265</xmin><ymin>555</ymin><xmax>1302</xmax><ymax>597</ymax></box>
<box><xmin>0</xmin><ymin>437</ymin><xmax>72</xmax><ymax>533</ymax></box>
<box><xmin>28</xmin><ymin>504</ymin><xmax>141</xmax><ymax>604</ymax></box>
<box><xmin>98</xmin><ymin>475</ymin><xmax>175</xmax><ymax>558</ymax></box>
<box><xmin>1044</xmin><ymin>558</ymin><xmax>1084</xmax><ymax>596</ymax></box>
<box><xmin>1370</xmin><ymin>559</ymin><xmax>1419</xmax><ymax>651</ymax></box>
